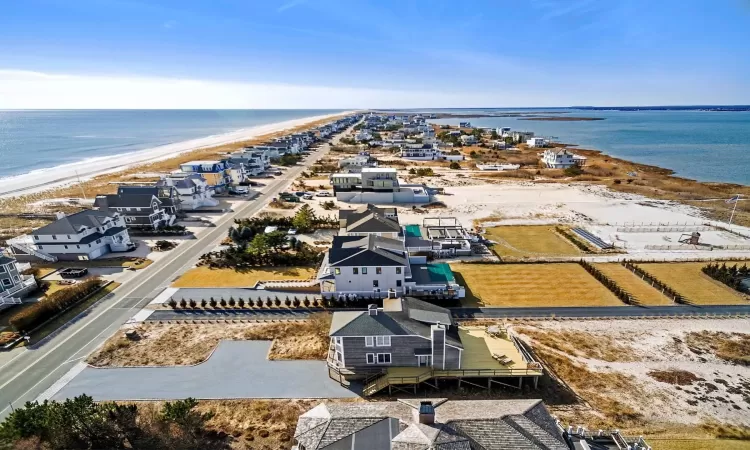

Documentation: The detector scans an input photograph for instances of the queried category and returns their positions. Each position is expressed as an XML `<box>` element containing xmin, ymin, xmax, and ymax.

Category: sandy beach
<box><xmin>0</xmin><ymin>111</ymin><xmax>355</xmax><ymax>198</ymax></box>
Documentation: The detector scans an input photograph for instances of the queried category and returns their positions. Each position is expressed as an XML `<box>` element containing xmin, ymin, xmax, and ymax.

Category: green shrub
<box><xmin>9</xmin><ymin>278</ymin><xmax>103</xmax><ymax>332</ymax></box>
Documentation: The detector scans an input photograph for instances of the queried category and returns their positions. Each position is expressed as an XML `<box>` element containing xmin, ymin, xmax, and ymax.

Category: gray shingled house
<box><xmin>0</xmin><ymin>256</ymin><xmax>37</xmax><ymax>306</ymax></box>
<box><xmin>94</xmin><ymin>186</ymin><xmax>175</xmax><ymax>229</ymax></box>
<box><xmin>339</xmin><ymin>204</ymin><xmax>401</xmax><ymax>238</ymax></box>
<box><xmin>329</xmin><ymin>298</ymin><xmax>461</xmax><ymax>372</ymax></box>
<box><xmin>293</xmin><ymin>398</ymin><xmax>569</xmax><ymax>450</ymax></box>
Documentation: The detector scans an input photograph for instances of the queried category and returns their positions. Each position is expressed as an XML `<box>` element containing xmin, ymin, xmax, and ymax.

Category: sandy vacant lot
<box><xmin>88</xmin><ymin>314</ymin><xmax>331</xmax><ymax>367</ymax></box>
<box><xmin>512</xmin><ymin>318</ymin><xmax>750</xmax><ymax>438</ymax></box>
<box><xmin>452</xmin><ymin>262</ymin><xmax>623</xmax><ymax>307</ymax></box>
<box><xmin>172</xmin><ymin>266</ymin><xmax>317</xmax><ymax>288</ymax></box>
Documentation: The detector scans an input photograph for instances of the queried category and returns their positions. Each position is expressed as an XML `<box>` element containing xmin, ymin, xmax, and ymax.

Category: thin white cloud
<box><xmin>277</xmin><ymin>0</ymin><xmax>306</xmax><ymax>13</ymax></box>
<box><xmin>163</xmin><ymin>20</ymin><xmax>177</xmax><ymax>29</ymax></box>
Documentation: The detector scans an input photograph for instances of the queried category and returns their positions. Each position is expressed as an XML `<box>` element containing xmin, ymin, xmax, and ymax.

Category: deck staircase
<box><xmin>7</xmin><ymin>236</ymin><xmax>58</xmax><ymax>262</ymax></box>
<box><xmin>362</xmin><ymin>370</ymin><xmax>433</xmax><ymax>396</ymax></box>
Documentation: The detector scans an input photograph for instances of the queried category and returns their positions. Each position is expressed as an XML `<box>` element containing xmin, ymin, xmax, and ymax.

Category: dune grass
<box><xmin>452</xmin><ymin>263</ymin><xmax>623</xmax><ymax>307</ymax></box>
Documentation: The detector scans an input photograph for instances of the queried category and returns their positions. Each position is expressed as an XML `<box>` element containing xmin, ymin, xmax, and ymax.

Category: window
<box><xmin>76</xmin><ymin>245</ymin><xmax>81</xmax><ymax>249</ymax></box>
<box><xmin>34</xmin><ymin>235</ymin><xmax>39</xmax><ymax>240</ymax></box>
<box><xmin>365</xmin><ymin>336</ymin><xmax>374</xmax><ymax>347</ymax></box>
<box><xmin>13</xmin><ymin>276</ymin><xmax>20</xmax><ymax>282</ymax></box>
<box><xmin>2</xmin><ymin>279</ymin><xmax>11</xmax><ymax>287</ymax></box>
<box><xmin>396</xmin><ymin>280</ymin><xmax>402</xmax><ymax>287</ymax></box>
<box><xmin>366</xmin><ymin>353</ymin><xmax>375</xmax><ymax>364</ymax></box>
<box><xmin>64</xmin><ymin>245</ymin><xmax>68</xmax><ymax>249</ymax></box>
<box><xmin>334</xmin><ymin>268</ymin><xmax>341</xmax><ymax>275</ymax></box>
<box><xmin>52</xmin><ymin>235</ymin><xmax>57</xmax><ymax>240</ymax></box>
<box><xmin>96</xmin><ymin>239</ymin><xmax>102</xmax><ymax>244</ymax></box>
<box><xmin>38</xmin><ymin>245</ymin><xmax>43</xmax><ymax>249</ymax></box>
<box><xmin>352</xmin><ymin>268</ymin><xmax>358</xmax><ymax>275</ymax></box>
<box><xmin>66</xmin><ymin>235</ymin><xmax>71</xmax><ymax>239</ymax></box>
<box><xmin>373</xmin><ymin>280</ymin><xmax>379</xmax><ymax>288</ymax></box>
<box><xmin>362</xmin><ymin>267</ymin><xmax>367</xmax><ymax>274</ymax></box>
<box><xmin>377</xmin><ymin>353</ymin><xmax>391</xmax><ymax>364</ymax></box>
<box><xmin>396</xmin><ymin>267</ymin><xmax>401</xmax><ymax>275</ymax></box>
<box><xmin>376</xmin><ymin>267</ymin><xmax>382</xmax><ymax>274</ymax></box>
<box><xmin>375</xmin><ymin>336</ymin><xmax>390</xmax><ymax>347</ymax></box>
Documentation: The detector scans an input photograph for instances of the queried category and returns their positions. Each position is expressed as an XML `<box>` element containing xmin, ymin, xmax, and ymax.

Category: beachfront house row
<box><xmin>0</xmin><ymin>256</ymin><xmax>37</xmax><ymax>306</ymax></box>
<box><xmin>7</xmin><ymin>210</ymin><xmax>135</xmax><ymax>262</ymax></box>
<box><xmin>541</xmin><ymin>149</ymin><xmax>587</xmax><ymax>169</ymax></box>
<box><xmin>177</xmin><ymin>160</ymin><xmax>232</xmax><ymax>193</ymax></box>
<box><xmin>293</xmin><ymin>398</ymin><xmax>567</xmax><ymax>450</ymax></box>
<box><xmin>317</xmin><ymin>235</ymin><xmax>465</xmax><ymax>300</ymax></box>
<box><xmin>339</xmin><ymin>204</ymin><xmax>401</xmax><ymax>239</ymax></box>
<box><xmin>94</xmin><ymin>187</ymin><xmax>176</xmax><ymax>229</ymax></box>
<box><xmin>156</xmin><ymin>173</ymin><xmax>218</xmax><ymax>210</ymax></box>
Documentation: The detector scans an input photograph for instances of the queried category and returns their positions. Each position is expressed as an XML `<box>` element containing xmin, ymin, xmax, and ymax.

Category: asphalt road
<box><xmin>0</xmin><ymin>130</ymin><xmax>347</xmax><ymax>418</ymax></box>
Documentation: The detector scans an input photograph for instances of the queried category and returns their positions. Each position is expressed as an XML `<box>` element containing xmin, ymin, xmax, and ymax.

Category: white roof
<box><xmin>182</xmin><ymin>160</ymin><xmax>221</xmax><ymax>165</ymax></box>
<box><xmin>362</xmin><ymin>167</ymin><xmax>396</xmax><ymax>173</ymax></box>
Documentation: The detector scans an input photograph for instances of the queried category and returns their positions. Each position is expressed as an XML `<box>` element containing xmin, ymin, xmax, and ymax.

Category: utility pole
<box><xmin>728</xmin><ymin>194</ymin><xmax>741</xmax><ymax>231</ymax></box>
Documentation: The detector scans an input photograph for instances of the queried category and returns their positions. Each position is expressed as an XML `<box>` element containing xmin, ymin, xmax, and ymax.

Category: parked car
<box><xmin>294</xmin><ymin>191</ymin><xmax>306</xmax><ymax>197</ymax></box>
<box><xmin>315</xmin><ymin>191</ymin><xmax>332</xmax><ymax>197</ymax></box>
<box><xmin>287</xmin><ymin>228</ymin><xmax>298</xmax><ymax>235</ymax></box>
<box><xmin>59</xmin><ymin>268</ymin><xmax>89</xmax><ymax>279</ymax></box>
<box><xmin>302</xmin><ymin>193</ymin><xmax>314</xmax><ymax>200</ymax></box>
<box><xmin>228</xmin><ymin>186</ymin><xmax>248</xmax><ymax>195</ymax></box>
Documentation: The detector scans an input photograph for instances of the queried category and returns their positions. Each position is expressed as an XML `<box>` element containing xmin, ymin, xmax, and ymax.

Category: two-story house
<box><xmin>7</xmin><ymin>210</ymin><xmax>134</xmax><ymax>262</ymax></box>
<box><xmin>177</xmin><ymin>160</ymin><xmax>232</xmax><ymax>193</ymax></box>
<box><xmin>339</xmin><ymin>204</ymin><xmax>400</xmax><ymax>238</ymax></box>
<box><xmin>541</xmin><ymin>149</ymin><xmax>587</xmax><ymax>169</ymax></box>
<box><xmin>94</xmin><ymin>187</ymin><xmax>175</xmax><ymax>229</ymax></box>
<box><xmin>329</xmin><ymin>299</ymin><xmax>462</xmax><ymax>371</ymax></box>
<box><xmin>156</xmin><ymin>173</ymin><xmax>218</xmax><ymax>210</ymax></box>
<box><xmin>0</xmin><ymin>256</ymin><xmax>37</xmax><ymax>306</ymax></box>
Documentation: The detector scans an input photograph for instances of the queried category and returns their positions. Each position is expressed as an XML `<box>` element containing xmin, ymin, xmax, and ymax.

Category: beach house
<box><xmin>229</xmin><ymin>149</ymin><xmax>271</xmax><ymax>176</ymax></box>
<box><xmin>293</xmin><ymin>398</ymin><xmax>566</xmax><ymax>450</ymax></box>
<box><xmin>404</xmin><ymin>217</ymin><xmax>474</xmax><ymax>258</ymax></box>
<box><xmin>94</xmin><ymin>186</ymin><xmax>176</xmax><ymax>229</ymax></box>
<box><xmin>177</xmin><ymin>160</ymin><xmax>232</xmax><ymax>193</ymax></box>
<box><xmin>400</xmin><ymin>144</ymin><xmax>463</xmax><ymax>161</ymax></box>
<box><xmin>459</xmin><ymin>121</ymin><xmax>472</xmax><ymax>128</ymax></box>
<box><xmin>512</xmin><ymin>131</ymin><xmax>535</xmax><ymax>143</ymax></box>
<box><xmin>527</xmin><ymin>137</ymin><xmax>549</xmax><ymax>148</ymax></box>
<box><xmin>541</xmin><ymin>149</ymin><xmax>587</xmax><ymax>169</ymax></box>
<box><xmin>0</xmin><ymin>256</ymin><xmax>37</xmax><ymax>307</ymax></box>
<box><xmin>317</xmin><ymin>235</ymin><xmax>465</xmax><ymax>300</ymax></box>
<box><xmin>459</xmin><ymin>135</ymin><xmax>477</xmax><ymax>145</ymax></box>
<box><xmin>7</xmin><ymin>210</ymin><xmax>134</xmax><ymax>262</ymax></box>
<box><xmin>330</xmin><ymin>168</ymin><xmax>432</xmax><ymax>204</ymax></box>
<box><xmin>156</xmin><ymin>173</ymin><xmax>218</xmax><ymax>210</ymax></box>
<box><xmin>325</xmin><ymin>298</ymin><xmax>541</xmax><ymax>395</ymax></box>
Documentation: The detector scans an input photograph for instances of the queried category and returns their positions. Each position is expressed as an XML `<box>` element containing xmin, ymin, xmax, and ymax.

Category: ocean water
<box><xmin>429</xmin><ymin>109</ymin><xmax>750</xmax><ymax>185</ymax></box>
<box><xmin>0</xmin><ymin>109</ymin><xmax>343</xmax><ymax>178</ymax></box>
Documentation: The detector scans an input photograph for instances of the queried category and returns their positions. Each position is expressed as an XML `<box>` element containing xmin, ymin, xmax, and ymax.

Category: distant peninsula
<box><xmin>518</xmin><ymin>116</ymin><xmax>605</xmax><ymax>121</ymax></box>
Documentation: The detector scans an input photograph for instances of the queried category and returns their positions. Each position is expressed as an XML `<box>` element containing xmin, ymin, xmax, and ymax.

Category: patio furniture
<box><xmin>492</xmin><ymin>353</ymin><xmax>513</xmax><ymax>365</ymax></box>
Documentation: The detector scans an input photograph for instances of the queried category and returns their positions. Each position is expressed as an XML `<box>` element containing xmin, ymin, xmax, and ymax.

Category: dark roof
<box><xmin>329</xmin><ymin>235</ymin><xmax>407</xmax><ymax>267</ymax></box>
<box><xmin>330</xmin><ymin>297</ymin><xmax>459</xmax><ymax>347</ymax></box>
<box><xmin>0</xmin><ymin>256</ymin><xmax>17</xmax><ymax>266</ymax></box>
<box><xmin>33</xmin><ymin>210</ymin><xmax>120</xmax><ymax>236</ymax></box>
<box><xmin>338</xmin><ymin>204</ymin><xmax>399</xmax><ymax>232</ymax></box>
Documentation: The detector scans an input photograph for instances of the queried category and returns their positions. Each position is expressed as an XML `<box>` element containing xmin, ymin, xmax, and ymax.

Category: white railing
<box><xmin>7</xmin><ymin>235</ymin><xmax>58</xmax><ymax>262</ymax></box>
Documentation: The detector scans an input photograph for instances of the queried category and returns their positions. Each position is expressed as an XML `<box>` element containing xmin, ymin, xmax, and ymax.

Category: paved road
<box><xmin>0</xmin><ymin>129</ymin><xmax>349</xmax><ymax>418</ymax></box>
<box><xmin>52</xmin><ymin>341</ymin><xmax>359</xmax><ymax>401</ymax></box>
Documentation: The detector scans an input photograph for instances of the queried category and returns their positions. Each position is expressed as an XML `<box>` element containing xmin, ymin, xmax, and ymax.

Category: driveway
<box><xmin>52</xmin><ymin>341</ymin><xmax>359</xmax><ymax>401</ymax></box>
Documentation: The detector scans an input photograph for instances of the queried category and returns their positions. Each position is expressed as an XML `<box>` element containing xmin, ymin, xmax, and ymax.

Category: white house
<box><xmin>527</xmin><ymin>137</ymin><xmax>549</xmax><ymax>148</ymax></box>
<box><xmin>7</xmin><ymin>210</ymin><xmax>135</xmax><ymax>262</ymax></box>
<box><xmin>459</xmin><ymin>135</ymin><xmax>477</xmax><ymax>145</ymax></box>
<box><xmin>541</xmin><ymin>149</ymin><xmax>587</xmax><ymax>169</ymax></box>
<box><xmin>0</xmin><ymin>256</ymin><xmax>37</xmax><ymax>307</ymax></box>
<box><xmin>511</xmin><ymin>131</ymin><xmax>535</xmax><ymax>143</ymax></box>
<box><xmin>400</xmin><ymin>145</ymin><xmax>463</xmax><ymax>162</ymax></box>
<box><xmin>157</xmin><ymin>173</ymin><xmax>218</xmax><ymax>210</ymax></box>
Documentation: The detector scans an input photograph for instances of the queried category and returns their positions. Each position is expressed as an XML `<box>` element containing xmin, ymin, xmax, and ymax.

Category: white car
<box><xmin>302</xmin><ymin>193</ymin><xmax>314</xmax><ymax>200</ymax></box>
<box><xmin>315</xmin><ymin>191</ymin><xmax>332</xmax><ymax>197</ymax></box>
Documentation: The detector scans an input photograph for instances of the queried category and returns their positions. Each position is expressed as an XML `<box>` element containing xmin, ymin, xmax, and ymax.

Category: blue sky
<box><xmin>1</xmin><ymin>0</ymin><xmax>750</xmax><ymax>108</ymax></box>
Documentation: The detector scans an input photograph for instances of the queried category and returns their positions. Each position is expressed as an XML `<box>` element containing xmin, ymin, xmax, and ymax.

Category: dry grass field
<box><xmin>483</xmin><ymin>225</ymin><xmax>582</xmax><ymax>258</ymax></box>
<box><xmin>593</xmin><ymin>263</ymin><xmax>674</xmax><ymax>305</ymax></box>
<box><xmin>172</xmin><ymin>266</ymin><xmax>316</xmax><ymax>288</ymax></box>
<box><xmin>87</xmin><ymin>313</ymin><xmax>331</xmax><ymax>367</ymax></box>
<box><xmin>451</xmin><ymin>263</ymin><xmax>623</xmax><ymax>307</ymax></box>
<box><xmin>638</xmin><ymin>262</ymin><xmax>748</xmax><ymax>305</ymax></box>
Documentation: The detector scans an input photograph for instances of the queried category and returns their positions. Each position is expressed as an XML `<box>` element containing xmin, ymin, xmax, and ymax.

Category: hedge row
<box><xmin>10</xmin><ymin>278</ymin><xmax>104</xmax><ymax>332</ymax></box>
<box><xmin>622</xmin><ymin>262</ymin><xmax>687</xmax><ymax>304</ymax></box>
<box><xmin>578</xmin><ymin>260</ymin><xmax>636</xmax><ymax>305</ymax></box>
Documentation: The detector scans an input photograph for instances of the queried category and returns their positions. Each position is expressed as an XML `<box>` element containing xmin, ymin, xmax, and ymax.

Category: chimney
<box><xmin>418</xmin><ymin>401</ymin><xmax>435</xmax><ymax>425</ymax></box>
<box><xmin>55</xmin><ymin>212</ymin><xmax>66</xmax><ymax>220</ymax></box>
<box><xmin>367</xmin><ymin>304</ymin><xmax>378</xmax><ymax>316</ymax></box>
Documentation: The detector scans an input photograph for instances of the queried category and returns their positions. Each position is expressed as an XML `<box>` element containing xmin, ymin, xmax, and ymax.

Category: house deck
<box><xmin>361</xmin><ymin>326</ymin><xmax>542</xmax><ymax>396</ymax></box>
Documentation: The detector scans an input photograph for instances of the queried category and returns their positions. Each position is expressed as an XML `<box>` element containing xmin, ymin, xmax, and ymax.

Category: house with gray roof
<box><xmin>329</xmin><ymin>298</ymin><xmax>462</xmax><ymax>371</ymax></box>
<box><xmin>6</xmin><ymin>210</ymin><xmax>134</xmax><ymax>262</ymax></box>
<box><xmin>94</xmin><ymin>186</ymin><xmax>175</xmax><ymax>229</ymax></box>
<box><xmin>293</xmin><ymin>398</ymin><xmax>569</xmax><ymax>450</ymax></box>
<box><xmin>339</xmin><ymin>204</ymin><xmax>401</xmax><ymax>238</ymax></box>
<box><xmin>318</xmin><ymin>235</ymin><xmax>464</xmax><ymax>300</ymax></box>
<box><xmin>157</xmin><ymin>173</ymin><xmax>218</xmax><ymax>210</ymax></box>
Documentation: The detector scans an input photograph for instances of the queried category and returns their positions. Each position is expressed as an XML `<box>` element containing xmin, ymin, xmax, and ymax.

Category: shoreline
<box><xmin>0</xmin><ymin>111</ymin><xmax>355</xmax><ymax>198</ymax></box>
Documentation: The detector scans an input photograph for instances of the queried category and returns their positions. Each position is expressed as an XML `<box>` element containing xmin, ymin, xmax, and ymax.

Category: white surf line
<box><xmin>34</xmin><ymin>362</ymin><xmax>88</xmax><ymax>402</ymax></box>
